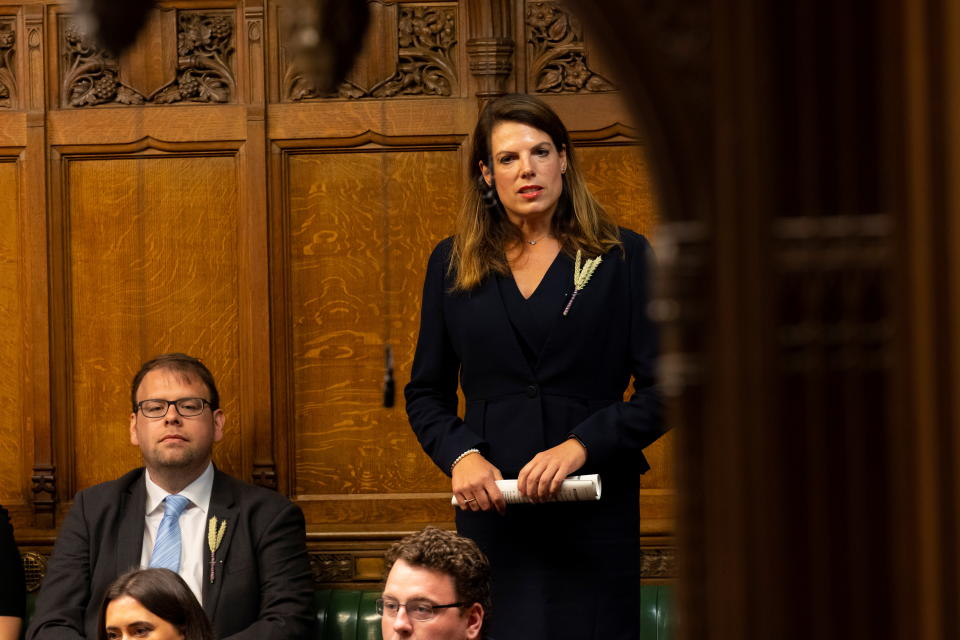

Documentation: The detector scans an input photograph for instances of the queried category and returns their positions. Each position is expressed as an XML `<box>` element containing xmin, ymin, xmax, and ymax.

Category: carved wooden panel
<box><xmin>285</xmin><ymin>143</ymin><xmax>462</xmax><ymax>525</ymax></box>
<box><xmin>525</xmin><ymin>1</ymin><xmax>614</xmax><ymax>94</ymax></box>
<box><xmin>63</xmin><ymin>153</ymin><xmax>244</xmax><ymax>489</ymax></box>
<box><xmin>0</xmin><ymin>17</ymin><xmax>15</xmax><ymax>109</ymax></box>
<box><xmin>282</xmin><ymin>2</ymin><xmax>459</xmax><ymax>101</ymax></box>
<box><xmin>309</xmin><ymin>548</ymin><xmax>388</xmax><ymax>585</ymax></box>
<box><xmin>0</xmin><ymin>158</ymin><xmax>26</xmax><ymax>504</ymax></box>
<box><xmin>640</xmin><ymin>543</ymin><xmax>677</xmax><ymax>580</ymax></box>
<box><xmin>57</xmin><ymin>9</ymin><xmax>236</xmax><ymax>108</ymax></box>
<box><xmin>0</xmin><ymin>0</ymin><xmax>672</xmax><ymax>558</ymax></box>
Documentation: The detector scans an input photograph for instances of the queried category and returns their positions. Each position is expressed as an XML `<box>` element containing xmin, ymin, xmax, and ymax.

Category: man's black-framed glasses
<box><xmin>376</xmin><ymin>598</ymin><xmax>466</xmax><ymax>621</ymax></box>
<box><xmin>136</xmin><ymin>398</ymin><xmax>210</xmax><ymax>418</ymax></box>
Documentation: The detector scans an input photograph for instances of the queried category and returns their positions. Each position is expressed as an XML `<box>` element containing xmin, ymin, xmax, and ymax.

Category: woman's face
<box><xmin>105</xmin><ymin>595</ymin><xmax>184</xmax><ymax>640</ymax></box>
<box><xmin>480</xmin><ymin>121</ymin><xmax>567</xmax><ymax>225</ymax></box>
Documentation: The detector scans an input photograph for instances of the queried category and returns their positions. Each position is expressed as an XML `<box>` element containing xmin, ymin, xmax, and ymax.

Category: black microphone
<box><xmin>382</xmin><ymin>345</ymin><xmax>395</xmax><ymax>408</ymax></box>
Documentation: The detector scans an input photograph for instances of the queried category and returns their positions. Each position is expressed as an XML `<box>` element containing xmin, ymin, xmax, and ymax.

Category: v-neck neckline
<box><xmin>508</xmin><ymin>250</ymin><xmax>563</xmax><ymax>301</ymax></box>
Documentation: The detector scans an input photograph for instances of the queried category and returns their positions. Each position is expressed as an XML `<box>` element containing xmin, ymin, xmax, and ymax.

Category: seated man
<box><xmin>380</xmin><ymin>527</ymin><xmax>489</xmax><ymax>640</ymax></box>
<box><xmin>28</xmin><ymin>353</ymin><xmax>313</xmax><ymax>640</ymax></box>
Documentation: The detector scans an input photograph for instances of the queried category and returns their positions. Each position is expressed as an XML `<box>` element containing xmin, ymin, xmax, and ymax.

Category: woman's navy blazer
<box><xmin>405</xmin><ymin>228</ymin><xmax>666</xmax><ymax>482</ymax></box>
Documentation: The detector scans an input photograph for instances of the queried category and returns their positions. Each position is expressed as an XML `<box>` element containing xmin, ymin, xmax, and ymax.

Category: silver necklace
<box><xmin>526</xmin><ymin>234</ymin><xmax>549</xmax><ymax>245</ymax></box>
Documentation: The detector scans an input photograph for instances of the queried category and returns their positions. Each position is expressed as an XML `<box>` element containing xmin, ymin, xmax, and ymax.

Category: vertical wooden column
<box><xmin>240</xmin><ymin>0</ymin><xmax>276</xmax><ymax>489</ymax></box>
<box><xmin>900</xmin><ymin>0</ymin><xmax>960</xmax><ymax>637</ymax></box>
<box><xmin>570</xmin><ymin>0</ymin><xmax>918</xmax><ymax>638</ymax></box>
<box><xmin>465</xmin><ymin>0</ymin><xmax>514</xmax><ymax>99</ymax></box>
<box><xmin>24</xmin><ymin>3</ymin><xmax>54</xmax><ymax>529</ymax></box>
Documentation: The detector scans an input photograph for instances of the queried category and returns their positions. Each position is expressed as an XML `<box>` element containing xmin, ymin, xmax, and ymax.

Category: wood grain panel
<box><xmin>0</xmin><ymin>159</ymin><xmax>25</xmax><ymax>504</ymax></box>
<box><xmin>639</xmin><ymin>428</ymin><xmax>674</xmax><ymax>487</ymax></box>
<box><xmin>47</xmin><ymin>107</ymin><xmax>248</xmax><ymax>146</ymax></box>
<box><xmin>66</xmin><ymin>154</ymin><xmax>243</xmax><ymax>490</ymax></box>
<box><xmin>577</xmin><ymin>143</ymin><xmax>658</xmax><ymax>237</ymax></box>
<box><xmin>266</xmin><ymin>100</ymin><xmax>477</xmax><ymax>140</ymax></box>
<box><xmin>298</xmin><ymin>496</ymin><xmax>454</xmax><ymax>528</ymax></box>
<box><xmin>287</xmin><ymin>146</ymin><xmax>462</xmax><ymax>524</ymax></box>
<box><xmin>0</xmin><ymin>113</ymin><xmax>27</xmax><ymax>147</ymax></box>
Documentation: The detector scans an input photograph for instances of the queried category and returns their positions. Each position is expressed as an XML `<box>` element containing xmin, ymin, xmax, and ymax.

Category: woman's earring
<box><xmin>482</xmin><ymin>180</ymin><xmax>499</xmax><ymax>209</ymax></box>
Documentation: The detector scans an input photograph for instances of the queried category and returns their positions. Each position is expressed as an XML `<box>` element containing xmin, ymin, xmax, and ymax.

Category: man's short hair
<box><xmin>384</xmin><ymin>527</ymin><xmax>491</xmax><ymax>621</ymax></box>
<box><xmin>130</xmin><ymin>353</ymin><xmax>220</xmax><ymax>412</ymax></box>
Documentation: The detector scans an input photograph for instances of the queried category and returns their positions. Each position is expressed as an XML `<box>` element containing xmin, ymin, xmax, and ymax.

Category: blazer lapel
<box><xmin>534</xmin><ymin>250</ymin><xmax>604</xmax><ymax>372</ymax></box>
<box><xmin>202</xmin><ymin>469</ymin><xmax>239</xmax><ymax>617</ymax></box>
<box><xmin>116</xmin><ymin>471</ymin><xmax>147</xmax><ymax>573</ymax></box>
<box><xmin>486</xmin><ymin>275</ymin><xmax>538</xmax><ymax>379</ymax></box>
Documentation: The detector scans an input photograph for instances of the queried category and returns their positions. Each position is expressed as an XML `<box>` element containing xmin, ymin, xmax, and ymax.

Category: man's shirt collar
<box><xmin>144</xmin><ymin>462</ymin><xmax>214</xmax><ymax>515</ymax></box>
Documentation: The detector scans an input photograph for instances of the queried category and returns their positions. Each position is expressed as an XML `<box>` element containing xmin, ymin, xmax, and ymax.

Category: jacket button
<box><xmin>526</xmin><ymin>384</ymin><xmax>538</xmax><ymax>398</ymax></box>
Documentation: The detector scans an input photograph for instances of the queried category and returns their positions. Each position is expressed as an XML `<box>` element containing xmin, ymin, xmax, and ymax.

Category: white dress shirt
<box><xmin>140</xmin><ymin>462</ymin><xmax>214</xmax><ymax>604</ymax></box>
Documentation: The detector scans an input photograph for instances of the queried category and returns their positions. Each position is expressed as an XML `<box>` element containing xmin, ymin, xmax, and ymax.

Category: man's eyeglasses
<box><xmin>376</xmin><ymin>598</ymin><xmax>466</xmax><ymax>622</ymax></box>
<box><xmin>136</xmin><ymin>398</ymin><xmax>210</xmax><ymax>418</ymax></box>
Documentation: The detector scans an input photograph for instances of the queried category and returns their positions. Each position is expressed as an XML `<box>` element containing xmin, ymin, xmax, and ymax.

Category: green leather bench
<box><xmin>640</xmin><ymin>584</ymin><xmax>674</xmax><ymax>640</ymax></box>
<box><xmin>314</xmin><ymin>589</ymin><xmax>381</xmax><ymax>639</ymax></box>
<box><xmin>314</xmin><ymin>585</ymin><xmax>675</xmax><ymax>639</ymax></box>
<box><xmin>23</xmin><ymin>585</ymin><xmax>674</xmax><ymax>639</ymax></box>
<box><xmin>316</xmin><ymin>586</ymin><xmax>675</xmax><ymax>639</ymax></box>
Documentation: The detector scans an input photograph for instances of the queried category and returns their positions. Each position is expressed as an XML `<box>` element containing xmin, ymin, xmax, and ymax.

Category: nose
<box><xmin>392</xmin><ymin>606</ymin><xmax>413</xmax><ymax>635</ymax></box>
<box><xmin>163</xmin><ymin>403</ymin><xmax>182</xmax><ymax>423</ymax></box>
<box><xmin>519</xmin><ymin>153</ymin><xmax>535</xmax><ymax>178</ymax></box>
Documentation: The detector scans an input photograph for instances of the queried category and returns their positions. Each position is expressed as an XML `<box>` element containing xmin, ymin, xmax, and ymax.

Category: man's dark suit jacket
<box><xmin>27</xmin><ymin>467</ymin><xmax>314</xmax><ymax>640</ymax></box>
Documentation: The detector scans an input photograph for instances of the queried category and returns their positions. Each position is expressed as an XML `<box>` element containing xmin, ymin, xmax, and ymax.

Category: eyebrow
<box><xmin>381</xmin><ymin>593</ymin><xmax>432</xmax><ymax>601</ymax></box>
<box><xmin>106</xmin><ymin>621</ymin><xmax>155</xmax><ymax>629</ymax></box>
<box><xmin>495</xmin><ymin>142</ymin><xmax>554</xmax><ymax>156</ymax></box>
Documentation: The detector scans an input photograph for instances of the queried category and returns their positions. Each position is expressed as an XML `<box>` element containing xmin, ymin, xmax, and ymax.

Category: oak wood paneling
<box><xmin>266</xmin><ymin>100</ymin><xmax>478</xmax><ymax>140</ymax></box>
<box><xmin>0</xmin><ymin>113</ymin><xmax>26</xmax><ymax>146</ymax></box>
<box><xmin>578</xmin><ymin>142</ymin><xmax>658</xmax><ymax>238</ymax></box>
<box><xmin>286</xmin><ymin>145</ymin><xmax>462</xmax><ymax>525</ymax></box>
<box><xmin>46</xmin><ymin>107</ymin><xmax>248</xmax><ymax>146</ymax></box>
<box><xmin>64</xmin><ymin>154</ymin><xmax>244</xmax><ymax>489</ymax></box>
<box><xmin>3</xmin><ymin>0</ymin><xmax>673</xmax><ymax>573</ymax></box>
<box><xmin>0</xmin><ymin>158</ymin><xmax>26</xmax><ymax>505</ymax></box>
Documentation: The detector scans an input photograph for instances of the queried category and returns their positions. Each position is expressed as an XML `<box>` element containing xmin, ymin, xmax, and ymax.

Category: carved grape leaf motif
<box><xmin>155</xmin><ymin>13</ymin><xmax>235</xmax><ymax>104</ymax></box>
<box><xmin>0</xmin><ymin>21</ymin><xmax>15</xmax><ymax>108</ymax></box>
<box><xmin>286</xmin><ymin>5</ymin><xmax>457</xmax><ymax>101</ymax></box>
<box><xmin>61</xmin><ymin>21</ymin><xmax>121</xmax><ymax>107</ymax></box>
<box><xmin>526</xmin><ymin>1</ymin><xmax>614</xmax><ymax>93</ymax></box>
<box><xmin>60</xmin><ymin>12</ymin><xmax>234</xmax><ymax>108</ymax></box>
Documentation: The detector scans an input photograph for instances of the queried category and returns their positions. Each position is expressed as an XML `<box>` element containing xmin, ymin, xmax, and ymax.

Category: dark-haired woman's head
<box><xmin>451</xmin><ymin>93</ymin><xmax>621</xmax><ymax>291</ymax></box>
<box><xmin>470</xmin><ymin>94</ymin><xmax>573</xmax><ymax>192</ymax></box>
<box><xmin>97</xmin><ymin>569</ymin><xmax>213</xmax><ymax>640</ymax></box>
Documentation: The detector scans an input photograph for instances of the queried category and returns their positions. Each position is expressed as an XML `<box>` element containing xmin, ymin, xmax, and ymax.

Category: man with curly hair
<box><xmin>380</xmin><ymin>527</ymin><xmax>490</xmax><ymax>640</ymax></box>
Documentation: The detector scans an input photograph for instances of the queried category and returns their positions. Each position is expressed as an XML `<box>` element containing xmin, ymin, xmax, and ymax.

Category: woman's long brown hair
<box><xmin>450</xmin><ymin>94</ymin><xmax>621</xmax><ymax>291</ymax></box>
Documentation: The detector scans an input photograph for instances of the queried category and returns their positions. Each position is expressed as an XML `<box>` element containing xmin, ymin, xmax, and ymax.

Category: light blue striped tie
<box><xmin>149</xmin><ymin>494</ymin><xmax>190</xmax><ymax>573</ymax></box>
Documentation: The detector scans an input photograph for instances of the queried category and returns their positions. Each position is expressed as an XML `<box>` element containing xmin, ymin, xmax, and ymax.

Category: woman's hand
<box><xmin>452</xmin><ymin>453</ymin><xmax>506</xmax><ymax>515</ymax></box>
<box><xmin>0</xmin><ymin>616</ymin><xmax>21</xmax><ymax>640</ymax></box>
<box><xmin>518</xmin><ymin>438</ymin><xmax>588</xmax><ymax>502</ymax></box>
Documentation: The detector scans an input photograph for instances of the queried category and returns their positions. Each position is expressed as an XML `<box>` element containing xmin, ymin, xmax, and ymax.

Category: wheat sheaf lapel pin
<box><xmin>207</xmin><ymin>516</ymin><xmax>227</xmax><ymax>584</ymax></box>
<box><xmin>562</xmin><ymin>249</ymin><xmax>602</xmax><ymax>317</ymax></box>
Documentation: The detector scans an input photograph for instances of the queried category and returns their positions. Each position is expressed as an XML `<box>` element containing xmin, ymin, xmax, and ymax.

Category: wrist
<box><xmin>450</xmin><ymin>448</ymin><xmax>480</xmax><ymax>473</ymax></box>
<box><xmin>566</xmin><ymin>434</ymin><xmax>587</xmax><ymax>457</ymax></box>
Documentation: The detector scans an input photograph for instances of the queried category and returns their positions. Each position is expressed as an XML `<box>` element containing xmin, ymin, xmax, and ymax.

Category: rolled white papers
<box><xmin>451</xmin><ymin>474</ymin><xmax>601</xmax><ymax>506</ymax></box>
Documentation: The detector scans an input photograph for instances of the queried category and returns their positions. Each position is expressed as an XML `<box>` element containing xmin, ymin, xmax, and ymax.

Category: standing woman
<box><xmin>405</xmin><ymin>94</ymin><xmax>666</xmax><ymax>640</ymax></box>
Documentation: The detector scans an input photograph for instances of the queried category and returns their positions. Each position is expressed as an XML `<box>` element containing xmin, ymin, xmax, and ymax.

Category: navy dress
<box><xmin>405</xmin><ymin>229</ymin><xmax>665</xmax><ymax>640</ymax></box>
<box><xmin>0</xmin><ymin>506</ymin><xmax>26</xmax><ymax>622</ymax></box>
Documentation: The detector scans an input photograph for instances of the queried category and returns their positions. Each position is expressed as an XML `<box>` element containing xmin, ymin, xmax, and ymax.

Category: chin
<box><xmin>154</xmin><ymin>452</ymin><xmax>198</xmax><ymax>469</ymax></box>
